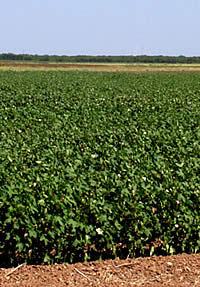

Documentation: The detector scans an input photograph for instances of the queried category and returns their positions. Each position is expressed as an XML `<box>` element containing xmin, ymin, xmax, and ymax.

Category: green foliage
<box><xmin>1</xmin><ymin>53</ymin><xmax>200</xmax><ymax>63</ymax></box>
<box><xmin>0</xmin><ymin>71</ymin><xmax>199</xmax><ymax>266</ymax></box>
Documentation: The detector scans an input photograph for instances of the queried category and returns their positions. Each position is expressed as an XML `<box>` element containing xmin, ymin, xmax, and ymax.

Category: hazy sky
<box><xmin>1</xmin><ymin>0</ymin><xmax>200</xmax><ymax>56</ymax></box>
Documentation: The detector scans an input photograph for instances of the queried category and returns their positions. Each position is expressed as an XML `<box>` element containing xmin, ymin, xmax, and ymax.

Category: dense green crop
<box><xmin>0</xmin><ymin>71</ymin><xmax>199</xmax><ymax>266</ymax></box>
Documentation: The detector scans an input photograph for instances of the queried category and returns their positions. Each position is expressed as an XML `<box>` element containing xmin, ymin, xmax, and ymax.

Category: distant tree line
<box><xmin>1</xmin><ymin>53</ymin><xmax>200</xmax><ymax>63</ymax></box>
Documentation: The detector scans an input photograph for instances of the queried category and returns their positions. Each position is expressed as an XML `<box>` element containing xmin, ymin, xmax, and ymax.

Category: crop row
<box><xmin>0</xmin><ymin>71</ymin><xmax>199</xmax><ymax>266</ymax></box>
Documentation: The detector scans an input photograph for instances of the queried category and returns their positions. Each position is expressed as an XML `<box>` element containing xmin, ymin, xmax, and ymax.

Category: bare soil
<box><xmin>0</xmin><ymin>254</ymin><xmax>199</xmax><ymax>287</ymax></box>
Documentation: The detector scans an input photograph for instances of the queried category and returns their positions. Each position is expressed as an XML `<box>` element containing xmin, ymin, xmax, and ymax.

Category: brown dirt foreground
<box><xmin>0</xmin><ymin>254</ymin><xmax>199</xmax><ymax>287</ymax></box>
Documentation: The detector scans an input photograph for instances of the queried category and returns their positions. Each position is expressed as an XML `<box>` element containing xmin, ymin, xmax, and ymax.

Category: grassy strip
<box><xmin>1</xmin><ymin>62</ymin><xmax>200</xmax><ymax>72</ymax></box>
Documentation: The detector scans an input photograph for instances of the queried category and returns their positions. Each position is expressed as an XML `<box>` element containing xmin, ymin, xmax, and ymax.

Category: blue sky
<box><xmin>1</xmin><ymin>0</ymin><xmax>200</xmax><ymax>56</ymax></box>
